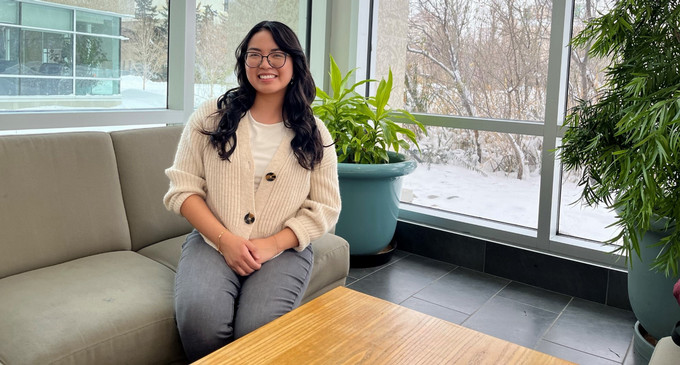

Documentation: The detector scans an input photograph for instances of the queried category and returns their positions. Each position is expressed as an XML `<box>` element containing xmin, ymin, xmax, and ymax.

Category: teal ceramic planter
<box><xmin>628</xmin><ymin>218</ymin><xmax>680</xmax><ymax>361</ymax></box>
<box><xmin>334</xmin><ymin>154</ymin><xmax>416</xmax><ymax>255</ymax></box>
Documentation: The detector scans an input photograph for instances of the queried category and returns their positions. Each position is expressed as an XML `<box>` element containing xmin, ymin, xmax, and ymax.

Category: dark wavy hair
<box><xmin>204</xmin><ymin>21</ymin><xmax>322</xmax><ymax>170</ymax></box>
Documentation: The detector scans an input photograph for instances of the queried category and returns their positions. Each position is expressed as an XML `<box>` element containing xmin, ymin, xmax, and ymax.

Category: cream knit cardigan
<box><xmin>164</xmin><ymin>99</ymin><xmax>341</xmax><ymax>252</ymax></box>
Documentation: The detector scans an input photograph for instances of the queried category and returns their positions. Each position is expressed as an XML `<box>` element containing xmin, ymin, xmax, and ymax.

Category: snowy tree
<box><xmin>195</xmin><ymin>3</ymin><xmax>231</xmax><ymax>98</ymax></box>
<box><xmin>122</xmin><ymin>0</ymin><xmax>167</xmax><ymax>89</ymax></box>
<box><xmin>407</xmin><ymin>0</ymin><xmax>484</xmax><ymax>169</ymax></box>
<box><xmin>405</xmin><ymin>0</ymin><xmax>553</xmax><ymax>179</ymax></box>
<box><xmin>568</xmin><ymin>0</ymin><xmax>613</xmax><ymax>107</ymax></box>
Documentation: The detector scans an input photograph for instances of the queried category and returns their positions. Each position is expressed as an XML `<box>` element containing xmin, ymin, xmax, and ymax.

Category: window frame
<box><xmin>0</xmin><ymin>0</ymin><xmax>195</xmax><ymax>130</ymax></box>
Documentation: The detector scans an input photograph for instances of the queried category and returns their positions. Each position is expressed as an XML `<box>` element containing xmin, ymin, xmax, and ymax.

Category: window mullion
<box><xmin>413</xmin><ymin>113</ymin><xmax>544</xmax><ymax>137</ymax></box>
<box><xmin>308</xmin><ymin>0</ymin><xmax>331</xmax><ymax>92</ymax></box>
<box><xmin>536</xmin><ymin>0</ymin><xmax>574</xmax><ymax>248</ymax></box>
<box><xmin>167</xmin><ymin>0</ymin><xmax>195</xmax><ymax>121</ymax></box>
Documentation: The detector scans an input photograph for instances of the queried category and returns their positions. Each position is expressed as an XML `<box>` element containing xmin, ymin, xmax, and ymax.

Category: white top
<box><xmin>248</xmin><ymin>111</ymin><xmax>286</xmax><ymax>190</ymax></box>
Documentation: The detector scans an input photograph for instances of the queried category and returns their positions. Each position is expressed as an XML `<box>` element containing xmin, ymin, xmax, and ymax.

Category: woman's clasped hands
<box><xmin>217</xmin><ymin>232</ymin><xmax>280</xmax><ymax>276</ymax></box>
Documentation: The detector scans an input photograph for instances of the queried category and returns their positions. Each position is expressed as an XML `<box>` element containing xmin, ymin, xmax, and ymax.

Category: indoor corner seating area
<box><xmin>0</xmin><ymin>126</ymin><xmax>654</xmax><ymax>365</ymax></box>
<box><xmin>2</xmin><ymin>0</ymin><xmax>680</xmax><ymax>364</ymax></box>
<box><xmin>0</xmin><ymin>125</ymin><xmax>640</xmax><ymax>365</ymax></box>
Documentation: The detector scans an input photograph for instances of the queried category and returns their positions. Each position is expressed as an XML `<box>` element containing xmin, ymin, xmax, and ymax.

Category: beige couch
<box><xmin>0</xmin><ymin>126</ymin><xmax>349</xmax><ymax>365</ymax></box>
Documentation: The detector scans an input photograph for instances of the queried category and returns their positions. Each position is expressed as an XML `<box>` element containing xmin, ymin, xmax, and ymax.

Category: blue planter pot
<box><xmin>628</xmin><ymin>218</ymin><xmax>680</xmax><ymax>360</ymax></box>
<box><xmin>334</xmin><ymin>154</ymin><xmax>416</xmax><ymax>255</ymax></box>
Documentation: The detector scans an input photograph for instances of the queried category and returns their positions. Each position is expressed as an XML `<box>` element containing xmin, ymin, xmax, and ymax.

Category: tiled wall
<box><xmin>395</xmin><ymin>221</ymin><xmax>631</xmax><ymax>311</ymax></box>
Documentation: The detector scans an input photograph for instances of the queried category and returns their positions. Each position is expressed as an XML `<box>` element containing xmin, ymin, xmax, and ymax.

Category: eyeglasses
<box><xmin>244</xmin><ymin>51</ymin><xmax>288</xmax><ymax>68</ymax></box>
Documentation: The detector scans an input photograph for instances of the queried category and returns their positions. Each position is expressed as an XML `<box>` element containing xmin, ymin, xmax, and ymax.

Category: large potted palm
<box><xmin>313</xmin><ymin>55</ymin><xmax>425</xmax><ymax>265</ymax></box>
<box><xmin>559</xmin><ymin>0</ymin><xmax>680</xmax><ymax>361</ymax></box>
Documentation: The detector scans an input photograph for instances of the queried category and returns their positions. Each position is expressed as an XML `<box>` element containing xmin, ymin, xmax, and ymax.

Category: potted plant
<box><xmin>559</xmin><ymin>0</ymin><xmax>680</xmax><ymax>360</ymax></box>
<box><xmin>313</xmin><ymin>55</ymin><xmax>426</xmax><ymax>264</ymax></box>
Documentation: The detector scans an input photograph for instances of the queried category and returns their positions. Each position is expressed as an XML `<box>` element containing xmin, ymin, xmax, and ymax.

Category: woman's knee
<box><xmin>176</xmin><ymin>296</ymin><xmax>235</xmax><ymax>361</ymax></box>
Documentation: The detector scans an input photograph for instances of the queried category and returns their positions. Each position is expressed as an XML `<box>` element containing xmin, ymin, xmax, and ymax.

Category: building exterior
<box><xmin>0</xmin><ymin>0</ymin><xmax>126</xmax><ymax>108</ymax></box>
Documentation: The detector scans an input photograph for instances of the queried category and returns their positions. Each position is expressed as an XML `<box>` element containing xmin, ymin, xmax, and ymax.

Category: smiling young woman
<box><xmin>164</xmin><ymin>21</ymin><xmax>341</xmax><ymax>361</ymax></box>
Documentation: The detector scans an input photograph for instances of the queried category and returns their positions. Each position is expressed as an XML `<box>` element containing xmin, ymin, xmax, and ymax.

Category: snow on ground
<box><xmin>118</xmin><ymin>76</ymin><xmax>167</xmax><ymax>108</ymax></box>
<box><xmin>118</xmin><ymin>76</ymin><xmax>236</xmax><ymax>108</ymax></box>
<box><xmin>403</xmin><ymin>162</ymin><xmax>620</xmax><ymax>242</ymax></box>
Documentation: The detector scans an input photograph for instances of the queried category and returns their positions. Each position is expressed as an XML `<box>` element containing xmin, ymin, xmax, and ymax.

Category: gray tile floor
<box><xmin>346</xmin><ymin>250</ymin><xmax>649</xmax><ymax>365</ymax></box>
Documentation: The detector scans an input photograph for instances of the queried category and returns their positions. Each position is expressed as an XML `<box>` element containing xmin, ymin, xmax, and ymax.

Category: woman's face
<box><xmin>244</xmin><ymin>30</ymin><xmax>294</xmax><ymax>99</ymax></box>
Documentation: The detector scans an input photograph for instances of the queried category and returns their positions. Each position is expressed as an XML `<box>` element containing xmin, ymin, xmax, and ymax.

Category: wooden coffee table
<box><xmin>194</xmin><ymin>286</ymin><xmax>574</xmax><ymax>364</ymax></box>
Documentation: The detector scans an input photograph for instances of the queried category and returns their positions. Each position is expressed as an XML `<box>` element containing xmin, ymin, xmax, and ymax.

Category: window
<box><xmin>77</xmin><ymin>11</ymin><xmax>121</xmax><ymax>36</ymax></box>
<box><xmin>350</xmin><ymin>0</ymin><xmax>625</xmax><ymax>266</ymax></box>
<box><xmin>193</xmin><ymin>0</ymin><xmax>307</xmax><ymax>108</ymax></box>
<box><xmin>1</xmin><ymin>1</ymin><xmax>316</xmax><ymax>132</ymax></box>
<box><xmin>22</xmin><ymin>3</ymin><xmax>72</xmax><ymax>31</ymax></box>
<box><xmin>0</xmin><ymin>0</ymin><xmax>168</xmax><ymax>111</ymax></box>
<box><xmin>368</xmin><ymin>0</ymin><xmax>550</xmax><ymax>229</ymax></box>
<box><xmin>0</xmin><ymin>0</ymin><xmax>17</xmax><ymax>24</ymax></box>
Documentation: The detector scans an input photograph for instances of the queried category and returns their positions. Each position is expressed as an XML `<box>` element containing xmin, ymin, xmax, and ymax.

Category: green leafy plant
<box><xmin>559</xmin><ymin>0</ymin><xmax>680</xmax><ymax>276</ymax></box>
<box><xmin>313</xmin><ymin>55</ymin><xmax>426</xmax><ymax>164</ymax></box>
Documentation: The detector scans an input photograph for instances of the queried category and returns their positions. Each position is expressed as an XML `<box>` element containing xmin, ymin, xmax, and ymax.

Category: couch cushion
<box><xmin>110</xmin><ymin>126</ymin><xmax>193</xmax><ymax>252</ymax></box>
<box><xmin>0</xmin><ymin>251</ymin><xmax>185</xmax><ymax>365</ymax></box>
<box><xmin>0</xmin><ymin>132</ymin><xmax>131</xmax><ymax>279</ymax></box>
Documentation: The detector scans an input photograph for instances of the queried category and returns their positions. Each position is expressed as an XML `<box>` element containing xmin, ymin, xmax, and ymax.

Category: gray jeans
<box><xmin>174</xmin><ymin>230</ymin><xmax>313</xmax><ymax>361</ymax></box>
